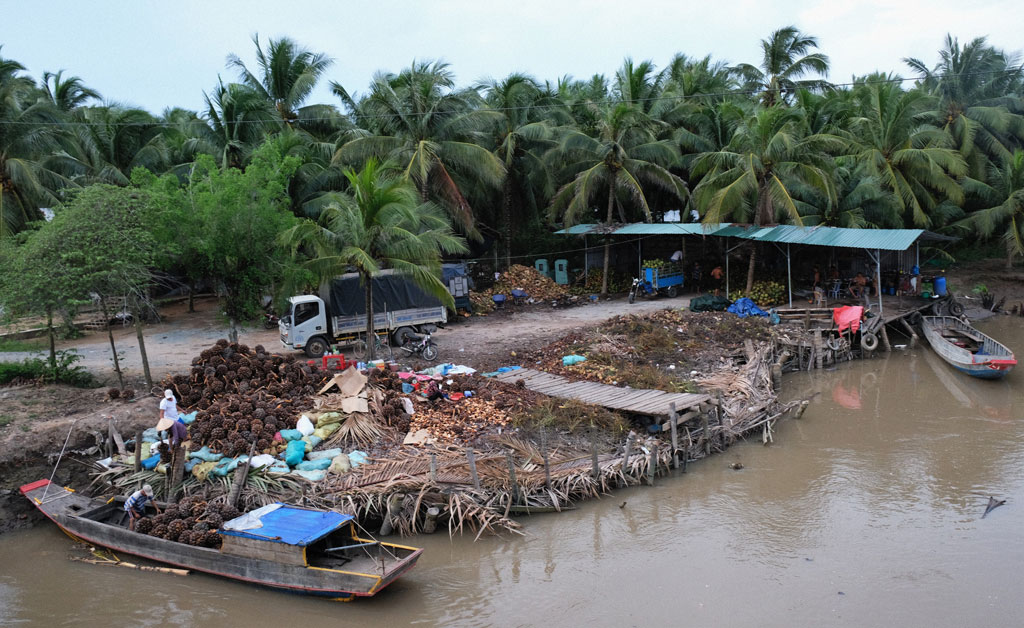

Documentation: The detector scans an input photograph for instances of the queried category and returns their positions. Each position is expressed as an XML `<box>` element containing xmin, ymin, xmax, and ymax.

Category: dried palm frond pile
<box><xmin>161</xmin><ymin>339</ymin><xmax>328</xmax><ymax>456</ymax></box>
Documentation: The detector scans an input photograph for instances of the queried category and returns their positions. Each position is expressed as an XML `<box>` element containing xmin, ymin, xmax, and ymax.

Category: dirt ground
<box><xmin>0</xmin><ymin>292</ymin><xmax>691</xmax><ymax>531</ymax></box>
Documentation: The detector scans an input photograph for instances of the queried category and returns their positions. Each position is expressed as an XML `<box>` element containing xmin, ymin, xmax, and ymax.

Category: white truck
<box><xmin>279</xmin><ymin>270</ymin><xmax>447</xmax><ymax>358</ymax></box>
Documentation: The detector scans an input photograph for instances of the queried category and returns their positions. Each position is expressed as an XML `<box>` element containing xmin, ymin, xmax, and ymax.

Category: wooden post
<box><xmin>506</xmin><ymin>452</ymin><xmax>520</xmax><ymax>504</ymax></box>
<box><xmin>701</xmin><ymin>410</ymin><xmax>711</xmax><ymax>455</ymax></box>
<box><xmin>423</xmin><ymin>507</ymin><xmax>440</xmax><ymax>534</ymax></box>
<box><xmin>429</xmin><ymin>453</ymin><xmax>438</xmax><ymax>483</ymax></box>
<box><xmin>622</xmin><ymin>431</ymin><xmax>635</xmax><ymax>479</ymax></box>
<box><xmin>669</xmin><ymin>403</ymin><xmax>679</xmax><ymax>470</ymax></box>
<box><xmin>379</xmin><ymin>493</ymin><xmax>404</xmax><ymax>536</ymax></box>
<box><xmin>681</xmin><ymin>428</ymin><xmax>689</xmax><ymax>473</ymax></box>
<box><xmin>466</xmin><ymin>447</ymin><xmax>480</xmax><ymax>490</ymax></box>
<box><xmin>589</xmin><ymin>428</ymin><xmax>600</xmax><ymax>480</ymax></box>
<box><xmin>803</xmin><ymin>308</ymin><xmax>811</xmax><ymax>330</ymax></box>
<box><xmin>169</xmin><ymin>445</ymin><xmax>185</xmax><ymax>495</ymax></box>
<box><xmin>815</xmin><ymin>331</ymin><xmax>824</xmax><ymax>369</ymax></box>
<box><xmin>647</xmin><ymin>441</ymin><xmax>657</xmax><ymax>485</ymax></box>
<box><xmin>900</xmin><ymin>318</ymin><xmax>919</xmax><ymax>348</ymax></box>
<box><xmin>880</xmin><ymin>324</ymin><xmax>893</xmax><ymax>353</ymax></box>
<box><xmin>133</xmin><ymin>429</ymin><xmax>143</xmax><ymax>473</ymax></box>
<box><xmin>541</xmin><ymin>428</ymin><xmax>551</xmax><ymax>489</ymax></box>
<box><xmin>227</xmin><ymin>443</ymin><xmax>257</xmax><ymax>508</ymax></box>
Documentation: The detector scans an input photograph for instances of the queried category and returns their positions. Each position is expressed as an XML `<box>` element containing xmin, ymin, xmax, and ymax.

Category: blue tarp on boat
<box><xmin>220</xmin><ymin>504</ymin><xmax>353</xmax><ymax>546</ymax></box>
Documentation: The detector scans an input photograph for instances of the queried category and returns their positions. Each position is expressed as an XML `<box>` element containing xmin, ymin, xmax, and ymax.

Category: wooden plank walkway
<box><xmin>493</xmin><ymin>368</ymin><xmax>709</xmax><ymax>416</ymax></box>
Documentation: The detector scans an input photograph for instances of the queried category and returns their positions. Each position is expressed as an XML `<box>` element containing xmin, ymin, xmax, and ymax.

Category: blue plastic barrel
<box><xmin>934</xmin><ymin>276</ymin><xmax>947</xmax><ymax>296</ymax></box>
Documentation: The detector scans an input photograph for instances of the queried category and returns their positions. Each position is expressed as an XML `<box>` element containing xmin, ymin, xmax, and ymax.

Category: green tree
<box><xmin>335</xmin><ymin>61</ymin><xmax>504</xmax><ymax>237</ymax></box>
<box><xmin>41</xmin><ymin>70</ymin><xmax>100</xmax><ymax>112</ymax></box>
<box><xmin>185</xmin><ymin>143</ymin><xmax>301</xmax><ymax>340</ymax></box>
<box><xmin>959</xmin><ymin>150</ymin><xmax>1024</xmax><ymax>268</ymax></box>
<box><xmin>479</xmin><ymin>73</ymin><xmax>557</xmax><ymax>266</ymax></box>
<box><xmin>64</xmin><ymin>105</ymin><xmax>167</xmax><ymax>185</ymax></box>
<box><xmin>0</xmin><ymin>49</ymin><xmax>72</xmax><ymax>237</ymax></box>
<box><xmin>733</xmin><ymin>26</ymin><xmax>832</xmax><ymax>106</ymax></box>
<box><xmin>692</xmin><ymin>106</ymin><xmax>839</xmax><ymax>291</ymax></box>
<box><xmin>228</xmin><ymin>35</ymin><xmax>335</xmax><ymax>128</ymax></box>
<box><xmin>905</xmin><ymin>35</ymin><xmax>1024</xmax><ymax>177</ymax></box>
<box><xmin>548</xmin><ymin>104</ymin><xmax>688</xmax><ymax>295</ymax></box>
<box><xmin>281</xmin><ymin>159</ymin><xmax>466</xmax><ymax>359</ymax></box>
<box><xmin>203</xmin><ymin>79</ymin><xmax>278</xmax><ymax>169</ymax></box>
<box><xmin>845</xmin><ymin>77</ymin><xmax>966</xmax><ymax>227</ymax></box>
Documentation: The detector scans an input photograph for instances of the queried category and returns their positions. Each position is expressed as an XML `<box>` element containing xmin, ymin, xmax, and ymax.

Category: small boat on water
<box><xmin>20</xmin><ymin>479</ymin><xmax>422</xmax><ymax>600</ymax></box>
<box><xmin>921</xmin><ymin>316</ymin><xmax>1016</xmax><ymax>379</ymax></box>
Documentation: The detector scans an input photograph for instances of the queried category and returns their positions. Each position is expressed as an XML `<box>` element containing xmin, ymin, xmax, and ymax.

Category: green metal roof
<box><xmin>555</xmin><ymin>223</ymin><xmax>728</xmax><ymax>235</ymax></box>
<box><xmin>557</xmin><ymin>223</ymin><xmax>954</xmax><ymax>251</ymax></box>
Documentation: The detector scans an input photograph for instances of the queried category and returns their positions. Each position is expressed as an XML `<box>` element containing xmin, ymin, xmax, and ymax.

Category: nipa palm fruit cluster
<box><xmin>133</xmin><ymin>496</ymin><xmax>240</xmax><ymax>548</ymax></box>
<box><xmin>163</xmin><ymin>339</ymin><xmax>327</xmax><ymax>456</ymax></box>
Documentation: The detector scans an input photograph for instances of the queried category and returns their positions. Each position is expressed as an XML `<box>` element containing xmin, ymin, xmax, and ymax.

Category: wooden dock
<box><xmin>493</xmin><ymin>368</ymin><xmax>709</xmax><ymax>416</ymax></box>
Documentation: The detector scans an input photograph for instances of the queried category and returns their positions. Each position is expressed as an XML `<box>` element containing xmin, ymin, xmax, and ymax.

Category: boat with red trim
<box><xmin>20</xmin><ymin>479</ymin><xmax>422</xmax><ymax>601</ymax></box>
<box><xmin>921</xmin><ymin>316</ymin><xmax>1016</xmax><ymax>379</ymax></box>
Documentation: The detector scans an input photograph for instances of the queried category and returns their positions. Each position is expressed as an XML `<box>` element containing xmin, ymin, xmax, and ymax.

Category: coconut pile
<box><xmin>470</xmin><ymin>264</ymin><xmax>571</xmax><ymax>313</ymax></box>
<box><xmin>162</xmin><ymin>340</ymin><xmax>328</xmax><ymax>457</ymax></box>
<box><xmin>133</xmin><ymin>496</ymin><xmax>240</xmax><ymax>548</ymax></box>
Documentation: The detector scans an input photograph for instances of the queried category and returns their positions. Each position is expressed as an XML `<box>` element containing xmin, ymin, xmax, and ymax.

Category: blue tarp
<box><xmin>219</xmin><ymin>504</ymin><xmax>353</xmax><ymax>546</ymax></box>
<box><xmin>727</xmin><ymin>297</ymin><xmax>769</xmax><ymax>318</ymax></box>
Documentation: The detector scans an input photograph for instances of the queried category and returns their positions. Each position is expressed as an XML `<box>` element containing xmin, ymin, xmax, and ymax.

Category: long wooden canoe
<box><xmin>21</xmin><ymin>479</ymin><xmax>422</xmax><ymax>601</ymax></box>
<box><xmin>921</xmin><ymin>316</ymin><xmax>1016</xmax><ymax>379</ymax></box>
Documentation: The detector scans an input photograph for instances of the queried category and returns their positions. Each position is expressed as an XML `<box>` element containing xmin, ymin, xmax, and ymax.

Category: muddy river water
<box><xmin>2</xmin><ymin>318</ymin><xmax>1022</xmax><ymax>627</ymax></box>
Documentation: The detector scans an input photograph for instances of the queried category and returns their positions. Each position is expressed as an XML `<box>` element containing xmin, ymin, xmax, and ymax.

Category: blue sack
<box><xmin>562</xmin><ymin>355</ymin><xmax>586</xmax><ymax>366</ymax></box>
<box><xmin>279</xmin><ymin>429</ymin><xmax>303</xmax><ymax>442</ymax></box>
<box><xmin>296</xmin><ymin>458</ymin><xmax>332</xmax><ymax>471</ymax></box>
<box><xmin>285</xmin><ymin>440</ymin><xmax>306</xmax><ymax>467</ymax></box>
<box><xmin>141</xmin><ymin>455</ymin><xmax>160</xmax><ymax>470</ymax></box>
<box><xmin>178</xmin><ymin>411</ymin><xmax>197</xmax><ymax>424</ymax></box>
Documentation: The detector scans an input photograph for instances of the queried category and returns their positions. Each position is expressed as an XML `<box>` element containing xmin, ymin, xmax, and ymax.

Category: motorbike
<box><xmin>263</xmin><ymin>312</ymin><xmax>280</xmax><ymax>329</ymax></box>
<box><xmin>399</xmin><ymin>333</ymin><xmax>438</xmax><ymax>361</ymax></box>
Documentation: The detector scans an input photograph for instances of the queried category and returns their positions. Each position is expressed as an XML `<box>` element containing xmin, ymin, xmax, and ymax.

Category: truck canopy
<box><xmin>322</xmin><ymin>272</ymin><xmax>443</xmax><ymax>317</ymax></box>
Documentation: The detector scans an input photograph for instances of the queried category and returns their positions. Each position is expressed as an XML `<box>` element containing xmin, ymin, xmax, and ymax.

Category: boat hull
<box><xmin>20</xmin><ymin>480</ymin><xmax>421</xmax><ymax>600</ymax></box>
<box><xmin>921</xmin><ymin>316</ymin><xmax>1016</xmax><ymax>380</ymax></box>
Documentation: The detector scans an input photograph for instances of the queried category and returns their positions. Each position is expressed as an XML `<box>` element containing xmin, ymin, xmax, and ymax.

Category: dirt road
<box><xmin>1</xmin><ymin>294</ymin><xmax>694</xmax><ymax>382</ymax></box>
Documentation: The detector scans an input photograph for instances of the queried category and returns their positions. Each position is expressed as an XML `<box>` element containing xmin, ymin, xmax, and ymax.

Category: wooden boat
<box><xmin>20</xmin><ymin>479</ymin><xmax>422</xmax><ymax>601</ymax></box>
<box><xmin>921</xmin><ymin>316</ymin><xmax>1016</xmax><ymax>379</ymax></box>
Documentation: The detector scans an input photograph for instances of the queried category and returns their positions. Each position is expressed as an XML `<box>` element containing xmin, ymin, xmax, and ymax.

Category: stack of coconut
<box><xmin>133</xmin><ymin>496</ymin><xmax>239</xmax><ymax>548</ymax></box>
<box><xmin>162</xmin><ymin>340</ymin><xmax>327</xmax><ymax>457</ymax></box>
<box><xmin>470</xmin><ymin>264</ymin><xmax>569</xmax><ymax>313</ymax></box>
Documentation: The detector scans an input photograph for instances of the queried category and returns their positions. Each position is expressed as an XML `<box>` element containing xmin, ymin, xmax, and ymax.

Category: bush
<box><xmin>0</xmin><ymin>350</ymin><xmax>95</xmax><ymax>387</ymax></box>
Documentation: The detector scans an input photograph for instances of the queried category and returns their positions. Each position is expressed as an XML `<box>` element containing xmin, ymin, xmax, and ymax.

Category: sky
<box><xmin>3</xmin><ymin>0</ymin><xmax>1022</xmax><ymax>114</ymax></box>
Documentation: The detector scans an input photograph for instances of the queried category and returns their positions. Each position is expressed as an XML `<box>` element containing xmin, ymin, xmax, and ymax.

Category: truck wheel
<box><xmin>421</xmin><ymin>344</ymin><xmax>438</xmax><ymax>361</ymax></box>
<box><xmin>393</xmin><ymin>326</ymin><xmax>416</xmax><ymax>346</ymax></box>
<box><xmin>666</xmin><ymin>286</ymin><xmax>679</xmax><ymax>298</ymax></box>
<box><xmin>304</xmin><ymin>337</ymin><xmax>329</xmax><ymax>359</ymax></box>
<box><xmin>861</xmin><ymin>332</ymin><xmax>879</xmax><ymax>352</ymax></box>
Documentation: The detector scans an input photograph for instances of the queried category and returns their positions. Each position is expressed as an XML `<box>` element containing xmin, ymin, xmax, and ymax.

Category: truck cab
<box><xmin>279</xmin><ymin>295</ymin><xmax>330</xmax><ymax>358</ymax></box>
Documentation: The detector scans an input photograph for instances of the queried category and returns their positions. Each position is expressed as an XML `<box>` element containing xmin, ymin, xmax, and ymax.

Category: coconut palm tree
<box><xmin>732</xmin><ymin>26</ymin><xmax>832</xmax><ymax>107</ymax></box>
<box><xmin>227</xmin><ymin>35</ymin><xmax>334</xmax><ymax>129</ymax></box>
<box><xmin>959</xmin><ymin>150</ymin><xmax>1024</xmax><ymax>268</ymax></box>
<box><xmin>905</xmin><ymin>35</ymin><xmax>1024</xmax><ymax>177</ymax></box>
<box><xmin>548</xmin><ymin>104</ymin><xmax>688</xmax><ymax>295</ymax></box>
<box><xmin>0</xmin><ymin>50</ymin><xmax>71</xmax><ymax>237</ymax></box>
<box><xmin>478</xmin><ymin>73</ymin><xmax>557</xmax><ymax>266</ymax></box>
<box><xmin>692</xmin><ymin>106</ymin><xmax>839</xmax><ymax>291</ymax></box>
<box><xmin>334</xmin><ymin>61</ymin><xmax>504</xmax><ymax>238</ymax></box>
<box><xmin>64</xmin><ymin>105</ymin><xmax>167</xmax><ymax>185</ymax></box>
<box><xmin>280</xmin><ymin>159</ymin><xmax>467</xmax><ymax>359</ymax></box>
<box><xmin>203</xmin><ymin>79</ymin><xmax>277</xmax><ymax>169</ymax></box>
<box><xmin>41</xmin><ymin>70</ymin><xmax>100</xmax><ymax>112</ymax></box>
<box><xmin>844</xmin><ymin>76</ymin><xmax>966</xmax><ymax>227</ymax></box>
